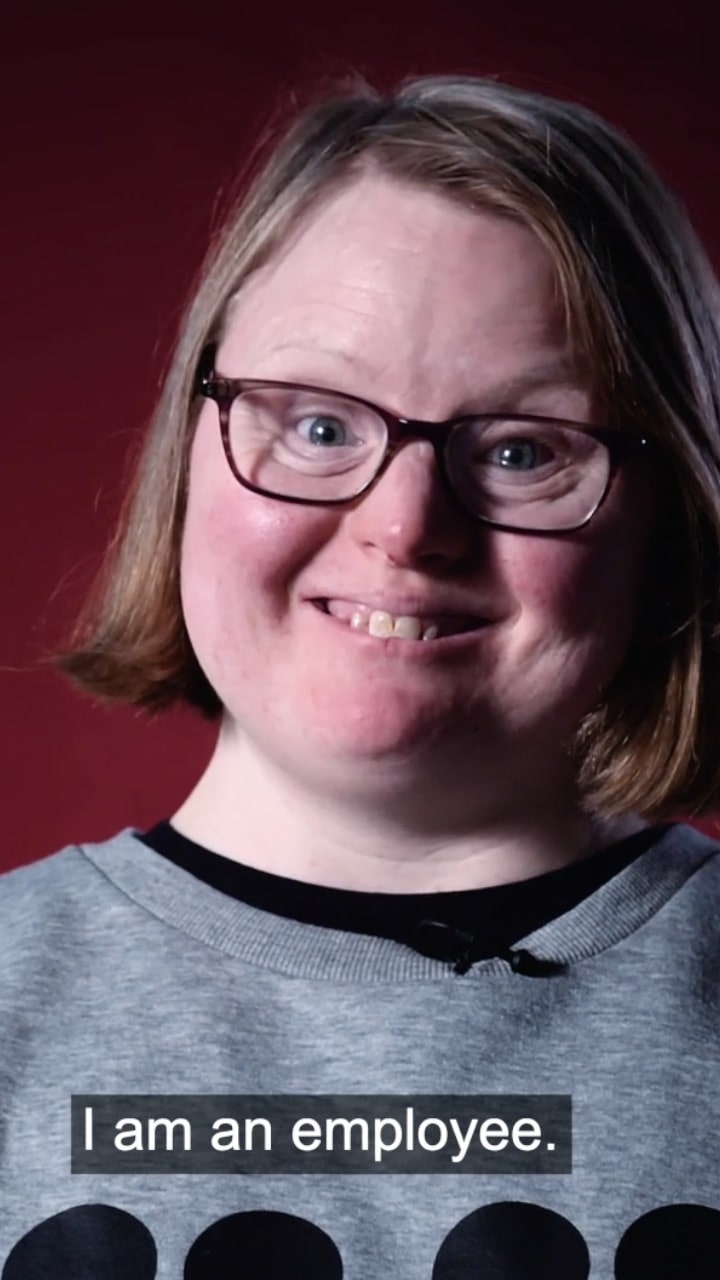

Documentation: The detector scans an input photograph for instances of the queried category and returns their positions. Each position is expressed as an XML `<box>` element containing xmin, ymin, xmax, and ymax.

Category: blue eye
<box><xmin>296</xmin><ymin>415</ymin><xmax>352</xmax><ymax>447</ymax></box>
<box><xmin>487</xmin><ymin>439</ymin><xmax>553</xmax><ymax>470</ymax></box>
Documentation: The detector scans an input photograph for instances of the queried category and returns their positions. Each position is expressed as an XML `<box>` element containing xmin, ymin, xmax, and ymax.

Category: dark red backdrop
<box><xmin>3</xmin><ymin>0</ymin><xmax>719</xmax><ymax>869</ymax></box>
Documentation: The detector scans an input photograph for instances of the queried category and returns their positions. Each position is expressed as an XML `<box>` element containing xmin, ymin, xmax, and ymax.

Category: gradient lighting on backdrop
<box><xmin>2</xmin><ymin>0</ymin><xmax>718</xmax><ymax>868</ymax></box>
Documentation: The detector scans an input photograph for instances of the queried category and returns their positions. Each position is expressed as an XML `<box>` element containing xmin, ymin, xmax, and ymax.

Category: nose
<box><xmin>343</xmin><ymin>438</ymin><xmax>480</xmax><ymax>567</ymax></box>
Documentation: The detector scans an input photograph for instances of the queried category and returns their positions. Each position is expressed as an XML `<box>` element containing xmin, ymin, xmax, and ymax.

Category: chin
<box><xmin>282</xmin><ymin>693</ymin><xmax>489</xmax><ymax>770</ymax></box>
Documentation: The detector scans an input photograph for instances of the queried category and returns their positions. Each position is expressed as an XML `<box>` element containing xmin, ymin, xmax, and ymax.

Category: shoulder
<box><xmin>658</xmin><ymin>821</ymin><xmax>720</xmax><ymax>896</ymax></box>
<box><xmin>630</xmin><ymin>821</ymin><xmax>720</xmax><ymax>924</ymax></box>
<box><xmin>0</xmin><ymin>829</ymin><xmax>143</xmax><ymax>961</ymax></box>
<box><xmin>664</xmin><ymin>822</ymin><xmax>720</xmax><ymax>933</ymax></box>
<box><xmin>607</xmin><ymin>821</ymin><xmax>720</xmax><ymax>984</ymax></box>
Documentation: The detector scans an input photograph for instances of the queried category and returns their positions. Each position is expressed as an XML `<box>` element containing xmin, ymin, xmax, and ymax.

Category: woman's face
<box><xmin>180</xmin><ymin>171</ymin><xmax>658</xmax><ymax>800</ymax></box>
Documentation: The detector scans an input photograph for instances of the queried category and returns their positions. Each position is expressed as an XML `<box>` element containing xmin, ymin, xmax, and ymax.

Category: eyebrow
<box><xmin>263</xmin><ymin>341</ymin><xmax>380</xmax><ymax>379</ymax></box>
<box><xmin>466</xmin><ymin>358</ymin><xmax>591</xmax><ymax>406</ymax></box>
<box><xmin>261</xmin><ymin>343</ymin><xmax>590</xmax><ymax>405</ymax></box>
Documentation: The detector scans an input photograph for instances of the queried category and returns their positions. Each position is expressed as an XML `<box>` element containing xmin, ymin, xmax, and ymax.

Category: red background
<box><xmin>3</xmin><ymin>0</ymin><xmax>719</xmax><ymax>870</ymax></box>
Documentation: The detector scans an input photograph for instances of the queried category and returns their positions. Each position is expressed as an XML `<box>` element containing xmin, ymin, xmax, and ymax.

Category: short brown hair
<box><xmin>55</xmin><ymin>73</ymin><xmax>720</xmax><ymax>820</ymax></box>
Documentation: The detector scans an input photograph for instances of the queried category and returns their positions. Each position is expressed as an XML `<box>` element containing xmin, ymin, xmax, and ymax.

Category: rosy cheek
<box><xmin>495</xmin><ymin>459</ymin><xmax>659</xmax><ymax>632</ymax></box>
<box><xmin>183</xmin><ymin>450</ymin><xmax>336</xmax><ymax>628</ymax></box>
<box><xmin>494</xmin><ymin>532</ymin><xmax>633</xmax><ymax>638</ymax></box>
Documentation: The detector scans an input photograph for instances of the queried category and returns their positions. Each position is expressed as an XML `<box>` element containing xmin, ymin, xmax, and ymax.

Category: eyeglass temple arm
<box><xmin>196</xmin><ymin>343</ymin><xmax>219</xmax><ymax>393</ymax></box>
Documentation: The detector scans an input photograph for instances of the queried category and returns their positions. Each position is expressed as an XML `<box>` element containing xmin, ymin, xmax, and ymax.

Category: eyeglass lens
<box><xmin>225</xmin><ymin>386</ymin><xmax>611</xmax><ymax>531</ymax></box>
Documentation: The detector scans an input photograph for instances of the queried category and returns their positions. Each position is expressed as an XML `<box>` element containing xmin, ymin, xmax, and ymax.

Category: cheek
<box><xmin>503</xmin><ymin>459</ymin><xmax>657</xmax><ymax>640</ymax></box>
<box><xmin>505</xmin><ymin>538</ymin><xmax>630</xmax><ymax>634</ymax></box>
<box><xmin>179</xmin><ymin>424</ymin><xmax>329</xmax><ymax>670</ymax></box>
<box><xmin>181</xmin><ymin>494</ymin><xmax>294</xmax><ymax>644</ymax></box>
<box><xmin>495</xmin><ymin>497</ymin><xmax>654</xmax><ymax>712</ymax></box>
<box><xmin>180</xmin><ymin>499</ymin><xmax>289</xmax><ymax>709</ymax></box>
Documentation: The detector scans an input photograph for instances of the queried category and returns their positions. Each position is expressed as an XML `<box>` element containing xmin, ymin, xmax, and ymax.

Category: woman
<box><xmin>2</xmin><ymin>74</ymin><xmax>720</xmax><ymax>1278</ymax></box>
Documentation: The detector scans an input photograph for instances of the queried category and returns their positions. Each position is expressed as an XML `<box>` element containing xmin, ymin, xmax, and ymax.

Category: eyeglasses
<box><xmin>196</xmin><ymin>344</ymin><xmax>652</xmax><ymax>534</ymax></box>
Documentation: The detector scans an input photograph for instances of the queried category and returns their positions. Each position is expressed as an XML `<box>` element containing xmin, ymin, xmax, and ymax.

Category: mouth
<box><xmin>310</xmin><ymin>599</ymin><xmax>491</xmax><ymax>643</ymax></box>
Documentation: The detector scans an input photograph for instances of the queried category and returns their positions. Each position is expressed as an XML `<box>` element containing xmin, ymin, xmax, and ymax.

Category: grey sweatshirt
<box><xmin>1</xmin><ymin>822</ymin><xmax>720</xmax><ymax>1278</ymax></box>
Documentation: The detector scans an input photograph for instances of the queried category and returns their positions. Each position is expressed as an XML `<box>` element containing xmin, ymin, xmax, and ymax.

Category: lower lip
<box><xmin>309</xmin><ymin>602</ymin><xmax>493</xmax><ymax>653</ymax></box>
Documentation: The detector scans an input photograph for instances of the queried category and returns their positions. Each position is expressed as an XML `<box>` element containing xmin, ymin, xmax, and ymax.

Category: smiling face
<box><xmin>180</xmin><ymin>169</ymin><xmax>658</xmax><ymax>806</ymax></box>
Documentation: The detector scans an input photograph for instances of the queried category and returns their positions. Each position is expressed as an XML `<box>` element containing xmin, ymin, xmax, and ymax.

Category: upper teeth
<box><xmin>322</xmin><ymin>599</ymin><xmax>445</xmax><ymax>640</ymax></box>
<box><xmin>353</xmin><ymin>609</ymin><xmax>439</xmax><ymax>641</ymax></box>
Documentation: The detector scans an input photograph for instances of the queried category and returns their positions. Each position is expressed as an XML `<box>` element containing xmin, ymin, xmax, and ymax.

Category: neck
<box><xmin>170</xmin><ymin>721</ymin><xmax>647</xmax><ymax>893</ymax></box>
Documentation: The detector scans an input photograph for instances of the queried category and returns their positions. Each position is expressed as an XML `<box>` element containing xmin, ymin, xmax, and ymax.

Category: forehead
<box><xmin>219</xmin><ymin>171</ymin><xmax>584</xmax><ymax>412</ymax></box>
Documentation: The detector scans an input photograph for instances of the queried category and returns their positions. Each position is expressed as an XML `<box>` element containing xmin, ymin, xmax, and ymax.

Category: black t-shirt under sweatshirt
<box><xmin>138</xmin><ymin>820</ymin><xmax>672</xmax><ymax>970</ymax></box>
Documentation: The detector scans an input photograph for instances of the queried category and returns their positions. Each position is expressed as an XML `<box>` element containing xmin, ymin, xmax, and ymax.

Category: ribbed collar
<box><xmin>78</xmin><ymin>824</ymin><xmax>719</xmax><ymax>983</ymax></box>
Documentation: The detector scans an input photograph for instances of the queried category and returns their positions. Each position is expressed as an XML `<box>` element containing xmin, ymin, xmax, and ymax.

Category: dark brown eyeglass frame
<box><xmin>195</xmin><ymin>343</ymin><xmax>655</xmax><ymax>534</ymax></box>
